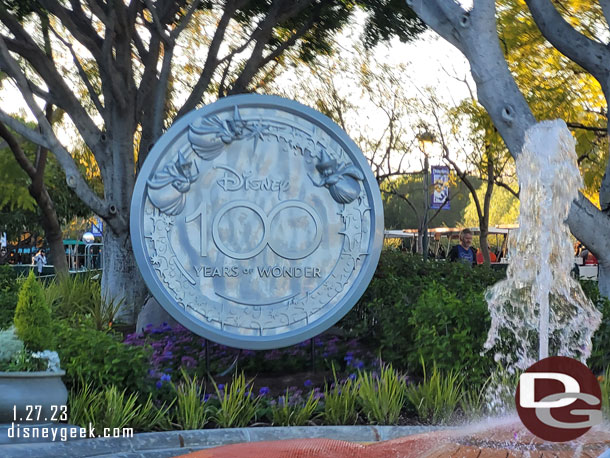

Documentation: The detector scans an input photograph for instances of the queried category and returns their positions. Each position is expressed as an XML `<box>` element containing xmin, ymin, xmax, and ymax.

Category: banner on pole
<box><xmin>430</xmin><ymin>166</ymin><xmax>450</xmax><ymax>210</ymax></box>
<box><xmin>91</xmin><ymin>217</ymin><xmax>103</xmax><ymax>237</ymax></box>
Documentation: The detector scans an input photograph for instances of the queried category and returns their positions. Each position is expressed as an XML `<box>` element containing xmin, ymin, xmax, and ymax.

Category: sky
<box><xmin>0</xmin><ymin>11</ymin><xmax>475</xmax><ymax>173</ymax></box>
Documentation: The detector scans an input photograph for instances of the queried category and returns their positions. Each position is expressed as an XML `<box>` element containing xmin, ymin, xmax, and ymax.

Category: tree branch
<box><xmin>494</xmin><ymin>179</ymin><xmax>519</xmax><ymax>199</ymax></box>
<box><xmin>0</xmin><ymin>37</ymin><xmax>114</xmax><ymax>225</ymax></box>
<box><xmin>0</xmin><ymin>10</ymin><xmax>105</xmax><ymax>163</ymax></box>
<box><xmin>525</xmin><ymin>0</ymin><xmax>610</xmax><ymax>83</ymax></box>
<box><xmin>47</xmin><ymin>23</ymin><xmax>107</xmax><ymax>122</ymax></box>
<box><xmin>176</xmin><ymin>0</ymin><xmax>242</xmax><ymax>118</ymax></box>
<box><xmin>566</xmin><ymin>121</ymin><xmax>607</xmax><ymax>133</ymax></box>
<box><xmin>0</xmin><ymin>122</ymin><xmax>37</xmax><ymax>178</ymax></box>
<box><xmin>229</xmin><ymin>0</ymin><xmax>315</xmax><ymax>95</ymax></box>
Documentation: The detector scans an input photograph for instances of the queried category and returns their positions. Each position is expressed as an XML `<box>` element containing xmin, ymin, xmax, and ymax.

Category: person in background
<box><xmin>448</xmin><ymin>228</ymin><xmax>477</xmax><ymax>266</ymax></box>
<box><xmin>33</xmin><ymin>249</ymin><xmax>47</xmax><ymax>276</ymax></box>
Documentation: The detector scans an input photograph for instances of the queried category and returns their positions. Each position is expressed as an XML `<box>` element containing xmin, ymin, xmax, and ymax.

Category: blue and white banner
<box><xmin>91</xmin><ymin>217</ymin><xmax>103</xmax><ymax>237</ymax></box>
<box><xmin>430</xmin><ymin>166</ymin><xmax>450</xmax><ymax>210</ymax></box>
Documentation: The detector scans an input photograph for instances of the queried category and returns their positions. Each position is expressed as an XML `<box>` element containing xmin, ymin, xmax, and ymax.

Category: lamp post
<box><xmin>417</xmin><ymin>129</ymin><xmax>435</xmax><ymax>261</ymax></box>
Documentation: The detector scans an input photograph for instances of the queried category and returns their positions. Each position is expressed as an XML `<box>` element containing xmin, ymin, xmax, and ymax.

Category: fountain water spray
<box><xmin>484</xmin><ymin>120</ymin><xmax>602</xmax><ymax>373</ymax></box>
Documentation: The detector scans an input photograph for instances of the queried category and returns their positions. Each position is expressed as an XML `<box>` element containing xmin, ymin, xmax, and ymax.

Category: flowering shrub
<box><xmin>124</xmin><ymin>323</ymin><xmax>375</xmax><ymax>391</ymax></box>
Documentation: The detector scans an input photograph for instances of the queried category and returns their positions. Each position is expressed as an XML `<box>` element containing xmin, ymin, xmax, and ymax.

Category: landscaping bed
<box><xmin>1</xmin><ymin>251</ymin><xmax>609</xmax><ymax>435</ymax></box>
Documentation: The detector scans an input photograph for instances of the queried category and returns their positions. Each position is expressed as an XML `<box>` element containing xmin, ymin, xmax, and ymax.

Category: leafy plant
<box><xmin>0</xmin><ymin>265</ymin><xmax>20</xmax><ymax>329</ymax></box>
<box><xmin>174</xmin><ymin>370</ymin><xmax>210</xmax><ymax>430</ymax></box>
<box><xmin>54</xmin><ymin>321</ymin><xmax>151</xmax><ymax>392</ymax></box>
<box><xmin>459</xmin><ymin>383</ymin><xmax>488</xmax><ymax>421</ymax></box>
<box><xmin>584</xmin><ymin>278</ymin><xmax>610</xmax><ymax>372</ymax></box>
<box><xmin>211</xmin><ymin>372</ymin><xmax>259</xmax><ymax>428</ymax></box>
<box><xmin>0</xmin><ymin>348</ymin><xmax>47</xmax><ymax>371</ymax></box>
<box><xmin>14</xmin><ymin>271</ymin><xmax>53</xmax><ymax>352</ymax></box>
<box><xmin>340</xmin><ymin>252</ymin><xmax>503</xmax><ymax>383</ymax></box>
<box><xmin>483</xmin><ymin>366</ymin><xmax>520</xmax><ymax>415</ymax></box>
<box><xmin>405</xmin><ymin>361</ymin><xmax>463</xmax><ymax>424</ymax></box>
<box><xmin>407</xmin><ymin>282</ymin><xmax>493</xmax><ymax>385</ymax></box>
<box><xmin>45</xmin><ymin>273</ymin><xmax>100</xmax><ymax>320</ymax></box>
<box><xmin>0</xmin><ymin>326</ymin><xmax>24</xmax><ymax>362</ymax></box>
<box><xmin>357</xmin><ymin>363</ymin><xmax>406</xmax><ymax>424</ymax></box>
<box><xmin>271</xmin><ymin>388</ymin><xmax>320</xmax><ymax>426</ymax></box>
<box><xmin>68</xmin><ymin>384</ymin><xmax>170</xmax><ymax>432</ymax></box>
<box><xmin>45</xmin><ymin>273</ymin><xmax>121</xmax><ymax>331</ymax></box>
<box><xmin>323</xmin><ymin>365</ymin><xmax>359</xmax><ymax>425</ymax></box>
<box><xmin>599</xmin><ymin>367</ymin><xmax>610</xmax><ymax>421</ymax></box>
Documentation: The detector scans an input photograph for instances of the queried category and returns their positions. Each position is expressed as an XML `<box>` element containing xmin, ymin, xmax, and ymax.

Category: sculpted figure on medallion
<box><xmin>131</xmin><ymin>95</ymin><xmax>383</xmax><ymax>349</ymax></box>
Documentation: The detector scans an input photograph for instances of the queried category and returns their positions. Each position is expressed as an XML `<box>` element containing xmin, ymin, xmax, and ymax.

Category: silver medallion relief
<box><xmin>131</xmin><ymin>95</ymin><xmax>383</xmax><ymax>349</ymax></box>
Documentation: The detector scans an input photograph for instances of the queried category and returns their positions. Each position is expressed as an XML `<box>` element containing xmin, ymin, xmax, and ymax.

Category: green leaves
<box><xmin>54</xmin><ymin>322</ymin><xmax>151</xmax><ymax>393</ymax></box>
<box><xmin>357</xmin><ymin>363</ymin><xmax>407</xmax><ymax>425</ymax></box>
<box><xmin>405</xmin><ymin>360</ymin><xmax>463</xmax><ymax>424</ymax></box>
<box><xmin>68</xmin><ymin>383</ymin><xmax>171</xmax><ymax>432</ymax></box>
<box><xmin>323</xmin><ymin>364</ymin><xmax>359</xmax><ymax>425</ymax></box>
<box><xmin>210</xmin><ymin>372</ymin><xmax>260</xmax><ymax>428</ymax></box>
<box><xmin>14</xmin><ymin>271</ymin><xmax>53</xmax><ymax>352</ymax></box>
<box><xmin>271</xmin><ymin>388</ymin><xmax>320</xmax><ymax>426</ymax></box>
<box><xmin>174</xmin><ymin>370</ymin><xmax>210</xmax><ymax>430</ymax></box>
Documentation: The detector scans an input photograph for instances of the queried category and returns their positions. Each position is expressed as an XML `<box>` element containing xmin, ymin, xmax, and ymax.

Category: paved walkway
<box><xmin>175</xmin><ymin>421</ymin><xmax>610</xmax><ymax>458</ymax></box>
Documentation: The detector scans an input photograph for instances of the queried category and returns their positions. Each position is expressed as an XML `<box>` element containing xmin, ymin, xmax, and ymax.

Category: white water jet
<box><xmin>484</xmin><ymin>120</ymin><xmax>602</xmax><ymax>373</ymax></box>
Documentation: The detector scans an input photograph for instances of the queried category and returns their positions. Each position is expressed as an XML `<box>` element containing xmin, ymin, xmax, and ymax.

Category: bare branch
<box><xmin>566</xmin><ymin>121</ymin><xmax>607</xmax><ymax>134</ymax></box>
<box><xmin>177</xmin><ymin>0</ymin><xmax>242</xmax><ymax>118</ymax></box>
<box><xmin>494</xmin><ymin>179</ymin><xmax>519</xmax><ymax>198</ymax></box>
<box><xmin>47</xmin><ymin>23</ymin><xmax>107</xmax><ymax>122</ymax></box>
<box><xmin>0</xmin><ymin>36</ymin><xmax>112</xmax><ymax>223</ymax></box>
<box><xmin>0</xmin><ymin>10</ymin><xmax>105</xmax><ymax>161</ymax></box>
<box><xmin>229</xmin><ymin>0</ymin><xmax>315</xmax><ymax>94</ymax></box>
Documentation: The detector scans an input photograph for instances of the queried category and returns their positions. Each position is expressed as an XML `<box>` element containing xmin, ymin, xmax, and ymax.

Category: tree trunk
<box><xmin>416</xmin><ymin>226</ymin><xmax>424</xmax><ymax>254</ymax></box>
<box><xmin>101</xmin><ymin>228</ymin><xmax>148</xmax><ymax>325</ymax></box>
<box><xmin>480</xmin><ymin>226</ymin><xmax>491</xmax><ymax>266</ymax></box>
<box><xmin>30</xmin><ymin>185</ymin><xmax>68</xmax><ymax>276</ymax></box>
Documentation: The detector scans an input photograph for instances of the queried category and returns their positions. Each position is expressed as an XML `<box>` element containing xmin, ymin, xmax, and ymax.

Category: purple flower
<box><xmin>217</xmin><ymin>383</ymin><xmax>225</xmax><ymax>390</ymax></box>
<box><xmin>155</xmin><ymin>381</ymin><xmax>163</xmax><ymax>389</ymax></box>
<box><xmin>204</xmin><ymin>394</ymin><xmax>211</xmax><ymax>402</ymax></box>
<box><xmin>355</xmin><ymin>361</ymin><xmax>364</xmax><ymax>370</ymax></box>
<box><xmin>304</xmin><ymin>379</ymin><xmax>312</xmax><ymax>387</ymax></box>
<box><xmin>181</xmin><ymin>356</ymin><xmax>197</xmax><ymax>368</ymax></box>
<box><xmin>348</xmin><ymin>373</ymin><xmax>357</xmax><ymax>381</ymax></box>
<box><xmin>160</xmin><ymin>373</ymin><xmax>171</xmax><ymax>382</ymax></box>
<box><xmin>259</xmin><ymin>387</ymin><xmax>270</xmax><ymax>396</ymax></box>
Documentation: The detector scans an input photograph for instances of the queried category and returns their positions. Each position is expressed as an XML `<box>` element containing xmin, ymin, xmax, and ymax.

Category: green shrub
<box><xmin>54</xmin><ymin>321</ymin><xmax>151</xmax><ymax>392</ymax></box>
<box><xmin>45</xmin><ymin>273</ymin><xmax>120</xmax><ymax>331</ymax></box>
<box><xmin>582</xmin><ymin>279</ymin><xmax>610</xmax><ymax>372</ymax></box>
<box><xmin>357</xmin><ymin>364</ymin><xmax>407</xmax><ymax>425</ymax></box>
<box><xmin>0</xmin><ymin>265</ymin><xmax>20</xmax><ymax>329</ymax></box>
<box><xmin>339</xmin><ymin>252</ymin><xmax>503</xmax><ymax>383</ymax></box>
<box><xmin>407</xmin><ymin>282</ymin><xmax>493</xmax><ymax>385</ymax></box>
<box><xmin>14</xmin><ymin>271</ymin><xmax>53</xmax><ymax>352</ymax></box>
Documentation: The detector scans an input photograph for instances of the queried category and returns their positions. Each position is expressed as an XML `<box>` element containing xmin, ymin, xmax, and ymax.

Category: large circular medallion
<box><xmin>131</xmin><ymin>95</ymin><xmax>383</xmax><ymax>349</ymax></box>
